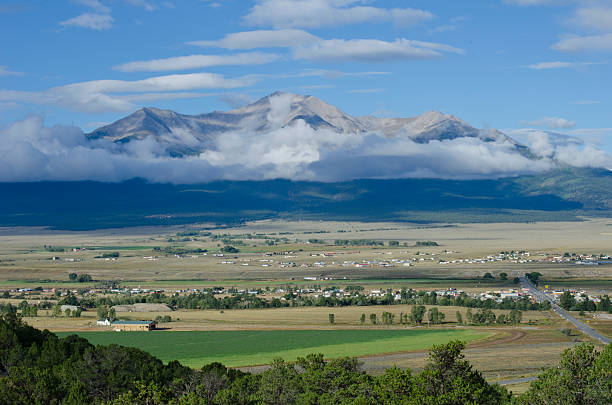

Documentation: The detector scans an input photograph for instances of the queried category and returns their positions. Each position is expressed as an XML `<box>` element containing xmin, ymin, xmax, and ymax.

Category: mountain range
<box><xmin>1</xmin><ymin>92</ymin><xmax>610</xmax><ymax>229</ymax></box>
<box><xmin>87</xmin><ymin>91</ymin><xmax>530</xmax><ymax>158</ymax></box>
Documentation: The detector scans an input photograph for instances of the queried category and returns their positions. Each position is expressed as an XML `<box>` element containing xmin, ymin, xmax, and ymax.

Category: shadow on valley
<box><xmin>1</xmin><ymin>168</ymin><xmax>609</xmax><ymax>230</ymax></box>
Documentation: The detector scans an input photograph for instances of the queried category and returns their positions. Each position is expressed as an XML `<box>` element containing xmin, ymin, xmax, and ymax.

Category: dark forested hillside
<box><xmin>0</xmin><ymin>168</ymin><xmax>609</xmax><ymax>230</ymax></box>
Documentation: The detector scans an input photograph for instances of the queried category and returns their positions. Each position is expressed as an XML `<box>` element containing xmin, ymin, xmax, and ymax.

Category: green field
<box><xmin>57</xmin><ymin>329</ymin><xmax>489</xmax><ymax>368</ymax></box>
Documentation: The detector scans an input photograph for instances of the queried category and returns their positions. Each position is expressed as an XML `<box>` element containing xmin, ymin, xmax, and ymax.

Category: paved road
<box><xmin>520</xmin><ymin>276</ymin><xmax>610</xmax><ymax>345</ymax></box>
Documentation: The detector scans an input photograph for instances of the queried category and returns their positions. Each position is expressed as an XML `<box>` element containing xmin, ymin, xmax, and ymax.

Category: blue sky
<box><xmin>0</xmin><ymin>0</ymin><xmax>611</xmax><ymax>167</ymax></box>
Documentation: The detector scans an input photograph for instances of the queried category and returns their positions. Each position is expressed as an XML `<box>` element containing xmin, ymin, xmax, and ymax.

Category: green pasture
<box><xmin>57</xmin><ymin>329</ymin><xmax>489</xmax><ymax>368</ymax></box>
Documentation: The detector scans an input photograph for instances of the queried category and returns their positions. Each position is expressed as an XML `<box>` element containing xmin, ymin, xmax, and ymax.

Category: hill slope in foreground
<box><xmin>0</xmin><ymin>168</ymin><xmax>611</xmax><ymax>230</ymax></box>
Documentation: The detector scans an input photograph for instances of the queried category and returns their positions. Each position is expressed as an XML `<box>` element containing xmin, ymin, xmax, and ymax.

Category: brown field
<box><xmin>22</xmin><ymin>304</ymin><xmax>558</xmax><ymax>332</ymax></box>
<box><xmin>0</xmin><ymin>218</ymin><xmax>611</xmax><ymax>287</ymax></box>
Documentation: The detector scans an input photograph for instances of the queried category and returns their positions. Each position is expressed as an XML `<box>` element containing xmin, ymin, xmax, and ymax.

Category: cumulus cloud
<box><xmin>521</xmin><ymin>116</ymin><xmax>576</xmax><ymax>129</ymax></box>
<box><xmin>189</xmin><ymin>29</ymin><xmax>321</xmax><ymax>49</ymax></box>
<box><xmin>0</xmin><ymin>72</ymin><xmax>252</xmax><ymax>113</ymax></box>
<box><xmin>113</xmin><ymin>52</ymin><xmax>280</xmax><ymax>72</ymax></box>
<box><xmin>59</xmin><ymin>13</ymin><xmax>114</xmax><ymax>30</ymax></box>
<box><xmin>244</xmin><ymin>0</ymin><xmax>434</xmax><ymax>29</ymax></box>
<box><xmin>293</xmin><ymin>38</ymin><xmax>463</xmax><ymax>62</ymax></box>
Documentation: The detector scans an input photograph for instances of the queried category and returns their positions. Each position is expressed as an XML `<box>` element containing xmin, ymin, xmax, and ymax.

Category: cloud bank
<box><xmin>509</xmin><ymin>128</ymin><xmax>612</xmax><ymax>169</ymax></box>
<box><xmin>2</xmin><ymin>94</ymin><xmax>610</xmax><ymax>183</ymax></box>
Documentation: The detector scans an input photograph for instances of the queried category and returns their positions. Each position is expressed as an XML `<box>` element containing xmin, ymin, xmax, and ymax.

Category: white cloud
<box><xmin>528</xmin><ymin>61</ymin><xmax>573</xmax><ymax>69</ymax></box>
<box><xmin>114</xmin><ymin>52</ymin><xmax>280</xmax><ymax>72</ymax></box>
<box><xmin>293</xmin><ymin>69</ymin><xmax>390</xmax><ymax>78</ymax></box>
<box><xmin>552</xmin><ymin>33</ymin><xmax>612</xmax><ymax>52</ymax></box>
<box><xmin>571</xmin><ymin>100</ymin><xmax>600</xmax><ymax>105</ymax></box>
<box><xmin>244</xmin><ymin>0</ymin><xmax>434</xmax><ymax>29</ymax></box>
<box><xmin>550</xmin><ymin>5</ymin><xmax>612</xmax><ymax>52</ymax></box>
<box><xmin>0</xmin><ymin>65</ymin><xmax>23</xmax><ymax>76</ymax></box>
<box><xmin>293</xmin><ymin>38</ymin><xmax>463</xmax><ymax>62</ymax></box>
<box><xmin>572</xmin><ymin>7</ymin><xmax>612</xmax><ymax>32</ymax></box>
<box><xmin>427</xmin><ymin>25</ymin><xmax>457</xmax><ymax>35</ymax></box>
<box><xmin>60</xmin><ymin>13</ymin><xmax>113</xmax><ymax>30</ymax></box>
<box><xmin>189</xmin><ymin>29</ymin><xmax>321</xmax><ymax>49</ymax></box>
<box><xmin>526</xmin><ymin>61</ymin><xmax>601</xmax><ymax>69</ymax></box>
<box><xmin>188</xmin><ymin>29</ymin><xmax>461</xmax><ymax>63</ymax></box>
<box><xmin>0</xmin><ymin>73</ymin><xmax>252</xmax><ymax>113</ymax></box>
<box><xmin>124</xmin><ymin>0</ymin><xmax>157</xmax><ymax>11</ymax></box>
<box><xmin>505</xmin><ymin>128</ymin><xmax>612</xmax><ymax>170</ymax></box>
<box><xmin>521</xmin><ymin>117</ymin><xmax>576</xmax><ymax>129</ymax></box>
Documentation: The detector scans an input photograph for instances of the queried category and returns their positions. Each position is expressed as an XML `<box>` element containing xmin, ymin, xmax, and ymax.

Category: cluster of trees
<box><xmin>153</xmin><ymin>247</ymin><xmax>208</xmax><ymax>256</ymax></box>
<box><xmin>68</xmin><ymin>273</ymin><xmax>93</xmax><ymax>282</ymax></box>
<box><xmin>333</xmin><ymin>239</ymin><xmax>385</xmax><ymax>246</ymax></box>
<box><xmin>43</xmin><ymin>245</ymin><xmax>66</xmax><ymax>252</ymax></box>
<box><xmin>525</xmin><ymin>272</ymin><xmax>543</xmax><ymax>285</ymax></box>
<box><xmin>52</xmin><ymin>306</ymin><xmax>82</xmax><ymax>318</ymax></box>
<box><xmin>415</xmin><ymin>241</ymin><xmax>438</xmax><ymax>247</ymax></box>
<box><xmin>2</xmin><ymin>302</ymin><xmax>51</xmax><ymax>318</ymax></box>
<box><xmin>2</xmin><ymin>313</ymin><xmax>609</xmax><ymax>404</ymax></box>
<box><xmin>465</xmin><ymin>308</ymin><xmax>522</xmax><ymax>326</ymax></box>
<box><xmin>362</xmin><ymin>306</ymin><xmax>447</xmax><ymax>326</ymax></box>
<box><xmin>482</xmin><ymin>272</ymin><xmax>509</xmax><ymax>281</ymax></box>
<box><xmin>396</xmin><ymin>289</ymin><xmax>549</xmax><ymax>311</ymax></box>
<box><xmin>220</xmin><ymin>246</ymin><xmax>240</xmax><ymax>253</ymax></box>
<box><xmin>17</xmin><ymin>302</ymin><xmax>38</xmax><ymax>317</ymax></box>
<box><xmin>155</xmin><ymin>315</ymin><xmax>172</xmax><ymax>323</ymax></box>
<box><xmin>97</xmin><ymin>305</ymin><xmax>116</xmax><ymax>321</ymax></box>
<box><xmin>559</xmin><ymin>291</ymin><xmax>611</xmax><ymax>313</ymax></box>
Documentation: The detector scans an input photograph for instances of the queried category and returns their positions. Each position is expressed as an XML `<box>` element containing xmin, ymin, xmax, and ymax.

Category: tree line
<box><xmin>68</xmin><ymin>288</ymin><xmax>552</xmax><ymax>313</ymax></box>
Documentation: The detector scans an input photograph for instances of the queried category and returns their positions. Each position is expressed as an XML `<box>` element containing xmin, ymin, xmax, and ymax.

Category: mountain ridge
<box><xmin>87</xmin><ymin>92</ymin><xmax>529</xmax><ymax>157</ymax></box>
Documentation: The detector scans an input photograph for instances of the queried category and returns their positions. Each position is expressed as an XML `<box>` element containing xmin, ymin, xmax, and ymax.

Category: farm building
<box><xmin>111</xmin><ymin>320</ymin><xmax>156</xmax><ymax>331</ymax></box>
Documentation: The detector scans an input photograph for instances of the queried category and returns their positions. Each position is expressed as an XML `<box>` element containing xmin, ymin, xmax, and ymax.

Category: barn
<box><xmin>111</xmin><ymin>320</ymin><xmax>156</xmax><ymax>331</ymax></box>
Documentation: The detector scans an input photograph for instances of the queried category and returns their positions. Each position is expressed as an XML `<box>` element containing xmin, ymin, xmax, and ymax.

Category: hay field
<box><xmin>56</xmin><ymin>329</ymin><xmax>490</xmax><ymax>368</ymax></box>
<box><xmin>23</xmin><ymin>304</ymin><xmax>557</xmax><ymax>332</ymax></box>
